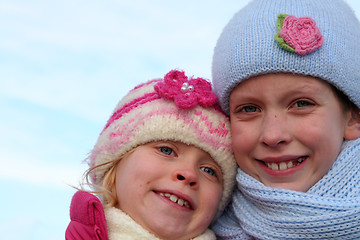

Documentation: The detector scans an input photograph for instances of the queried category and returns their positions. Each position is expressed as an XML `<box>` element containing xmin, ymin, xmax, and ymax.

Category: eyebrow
<box><xmin>230</xmin><ymin>83</ymin><xmax>324</xmax><ymax>107</ymax></box>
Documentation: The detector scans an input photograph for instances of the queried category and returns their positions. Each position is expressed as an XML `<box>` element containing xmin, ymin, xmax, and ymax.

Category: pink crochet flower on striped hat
<box><xmin>275</xmin><ymin>14</ymin><xmax>324</xmax><ymax>55</ymax></box>
<box><xmin>154</xmin><ymin>70</ymin><xmax>218</xmax><ymax>109</ymax></box>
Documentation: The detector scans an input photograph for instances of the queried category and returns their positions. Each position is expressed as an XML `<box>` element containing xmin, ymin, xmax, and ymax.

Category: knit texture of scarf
<box><xmin>213</xmin><ymin>139</ymin><xmax>360</xmax><ymax>240</ymax></box>
<box><xmin>105</xmin><ymin>207</ymin><xmax>216</xmax><ymax>240</ymax></box>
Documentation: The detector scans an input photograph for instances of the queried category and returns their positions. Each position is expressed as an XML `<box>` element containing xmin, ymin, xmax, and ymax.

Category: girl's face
<box><xmin>114</xmin><ymin>141</ymin><xmax>223</xmax><ymax>240</ymax></box>
<box><xmin>229</xmin><ymin>73</ymin><xmax>357</xmax><ymax>192</ymax></box>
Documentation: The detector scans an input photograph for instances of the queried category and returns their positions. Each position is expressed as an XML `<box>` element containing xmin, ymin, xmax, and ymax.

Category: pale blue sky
<box><xmin>1</xmin><ymin>1</ymin><xmax>360</xmax><ymax>239</ymax></box>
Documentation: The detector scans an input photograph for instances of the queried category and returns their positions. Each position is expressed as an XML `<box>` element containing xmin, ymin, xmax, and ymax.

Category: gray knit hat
<box><xmin>212</xmin><ymin>0</ymin><xmax>360</xmax><ymax>115</ymax></box>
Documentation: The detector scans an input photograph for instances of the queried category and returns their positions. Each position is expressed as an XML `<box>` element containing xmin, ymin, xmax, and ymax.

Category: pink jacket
<box><xmin>66</xmin><ymin>191</ymin><xmax>109</xmax><ymax>240</ymax></box>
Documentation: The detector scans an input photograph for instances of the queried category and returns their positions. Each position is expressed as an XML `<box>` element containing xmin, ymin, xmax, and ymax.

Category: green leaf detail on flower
<box><xmin>274</xmin><ymin>14</ymin><xmax>295</xmax><ymax>53</ymax></box>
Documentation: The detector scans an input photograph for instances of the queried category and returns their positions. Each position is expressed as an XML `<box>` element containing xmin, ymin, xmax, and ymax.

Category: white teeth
<box><xmin>271</xmin><ymin>163</ymin><xmax>279</xmax><ymax>170</ymax></box>
<box><xmin>265</xmin><ymin>157</ymin><xmax>306</xmax><ymax>171</ymax></box>
<box><xmin>170</xmin><ymin>194</ymin><xmax>178</xmax><ymax>202</ymax></box>
<box><xmin>279</xmin><ymin>162</ymin><xmax>287</xmax><ymax>170</ymax></box>
<box><xmin>287</xmin><ymin>161</ymin><xmax>294</xmax><ymax>168</ymax></box>
<box><xmin>158</xmin><ymin>192</ymin><xmax>190</xmax><ymax>208</ymax></box>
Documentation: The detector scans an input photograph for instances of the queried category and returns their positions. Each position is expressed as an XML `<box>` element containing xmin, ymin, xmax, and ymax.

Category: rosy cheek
<box><xmin>232</xmin><ymin>129</ymin><xmax>253</xmax><ymax>150</ymax></box>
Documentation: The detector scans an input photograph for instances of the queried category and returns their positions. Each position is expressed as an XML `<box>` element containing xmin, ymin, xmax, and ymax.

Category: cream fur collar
<box><xmin>105</xmin><ymin>207</ymin><xmax>216</xmax><ymax>240</ymax></box>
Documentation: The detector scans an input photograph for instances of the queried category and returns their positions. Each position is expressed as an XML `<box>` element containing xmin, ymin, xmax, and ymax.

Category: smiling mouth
<box><xmin>156</xmin><ymin>191</ymin><xmax>192</xmax><ymax>209</ymax></box>
<box><xmin>263</xmin><ymin>156</ymin><xmax>306</xmax><ymax>171</ymax></box>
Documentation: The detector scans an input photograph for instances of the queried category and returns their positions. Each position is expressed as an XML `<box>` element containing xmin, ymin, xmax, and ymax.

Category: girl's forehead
<box><xmin>232</xmin><ymin>73</ymin><xmax>328</xmax><ymax>92</ymax></box>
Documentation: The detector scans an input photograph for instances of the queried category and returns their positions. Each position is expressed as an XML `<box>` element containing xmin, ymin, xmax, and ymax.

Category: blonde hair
<box><xmin>82</xmin><ymin>147</ymin><xmax>138</xmax><ymax>209</ymax></box>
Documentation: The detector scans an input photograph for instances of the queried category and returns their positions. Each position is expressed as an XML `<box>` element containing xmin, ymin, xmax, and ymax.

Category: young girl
<box><xmin>211</xmin><ymin>0</ymin><xmax>360</xmax><ymax>239</ymax></box>
<box><xmin>65</xmin><ymin>70</ymin><xmax>237</xmax><ymax>240</ymax></box>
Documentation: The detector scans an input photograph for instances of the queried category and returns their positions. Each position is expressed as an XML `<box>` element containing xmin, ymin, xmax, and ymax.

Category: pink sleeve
<box><xmin>65</xmin><ymin>191</ymin><xmax>108</xmax><ymax>240</ymax></box>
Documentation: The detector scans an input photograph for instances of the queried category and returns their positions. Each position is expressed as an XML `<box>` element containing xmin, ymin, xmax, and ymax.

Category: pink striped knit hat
<box><xmin>88</xmin><ymin>69</ymin><xmax>236</xmax><ymax>218</ymax></box>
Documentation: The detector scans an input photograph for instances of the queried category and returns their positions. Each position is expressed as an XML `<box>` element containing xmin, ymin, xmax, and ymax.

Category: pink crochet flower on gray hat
<box><xmin>275</xmin><ymin>14</ymin><xmax>324</xmax><ymax>55</ymax></box>
<box><xmin>154</xmin><ymin>69</ymin><xmax>218</xmax><ymax>109</ymax></box>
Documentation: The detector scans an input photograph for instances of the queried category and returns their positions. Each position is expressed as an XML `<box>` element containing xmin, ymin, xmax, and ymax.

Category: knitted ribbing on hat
<box><xmin>212</xmin><ymin>0</ymin><xmax>360</xmax><ymax>115</ymax></box>
<box><xmin>213</xmin><ymin>139</ymin><xmax>360</xmax><ymax>240</ymax></box>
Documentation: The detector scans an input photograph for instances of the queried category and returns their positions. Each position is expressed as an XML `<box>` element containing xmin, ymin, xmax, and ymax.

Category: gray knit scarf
<box><xmin>213</xmin><ymin>139</ymin><xmax>360</xmax><ymax>240</ymax></box>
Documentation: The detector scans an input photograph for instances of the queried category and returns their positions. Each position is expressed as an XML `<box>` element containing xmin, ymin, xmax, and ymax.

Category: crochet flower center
<box><xmin>154</xmin><ymin>70</ymin><xmax>218</xmax><ymax>109</ymax></box>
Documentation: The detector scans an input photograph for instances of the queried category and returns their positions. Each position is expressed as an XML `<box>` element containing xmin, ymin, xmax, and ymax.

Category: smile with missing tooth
<box><xmin>263</xmin><ymin>156</ymin><xmax>306</xmax><ymax>171</ymax></box>
<box><xmin>157</xmin><ymin>191</ymin><xmax>192</xmax><ymax>209</ymax></box>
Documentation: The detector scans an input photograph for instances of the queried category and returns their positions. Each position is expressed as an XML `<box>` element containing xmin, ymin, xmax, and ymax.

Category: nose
<box><xmin>260</xmin><ymin>113</ymin><xmax>291</xmax><ymax>148</ymax></box>
<box><xmin>173</xmin><ymin>164</ymin><xmax>198</xmax><ymax>188</ymax></box>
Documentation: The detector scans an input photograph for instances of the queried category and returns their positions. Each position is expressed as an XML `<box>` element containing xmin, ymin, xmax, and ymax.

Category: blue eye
<box><xmin>294</xmin><ymin>100</ymin><xmax>314</xmax><ymax>108</ymax></box>
<box><xmin>160</xmin><ymin>147</ymin><xmax>174</xmax><ymax>155</ymax></box>
<box><xmin>201</xmin><ymin>167</ymin><xmax>216</xmax><ymax>176</ymax></box>
<box><xmin>241</xmin><ymin>106</ymin><xmax>258</xmax><ymax>113</ymax></box>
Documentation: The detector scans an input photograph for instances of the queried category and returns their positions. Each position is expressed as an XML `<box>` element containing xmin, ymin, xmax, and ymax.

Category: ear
<box><xmin>344</xmin><ymin>108</ymin><xmax>360</xmax><ymax>140</ymax></box>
